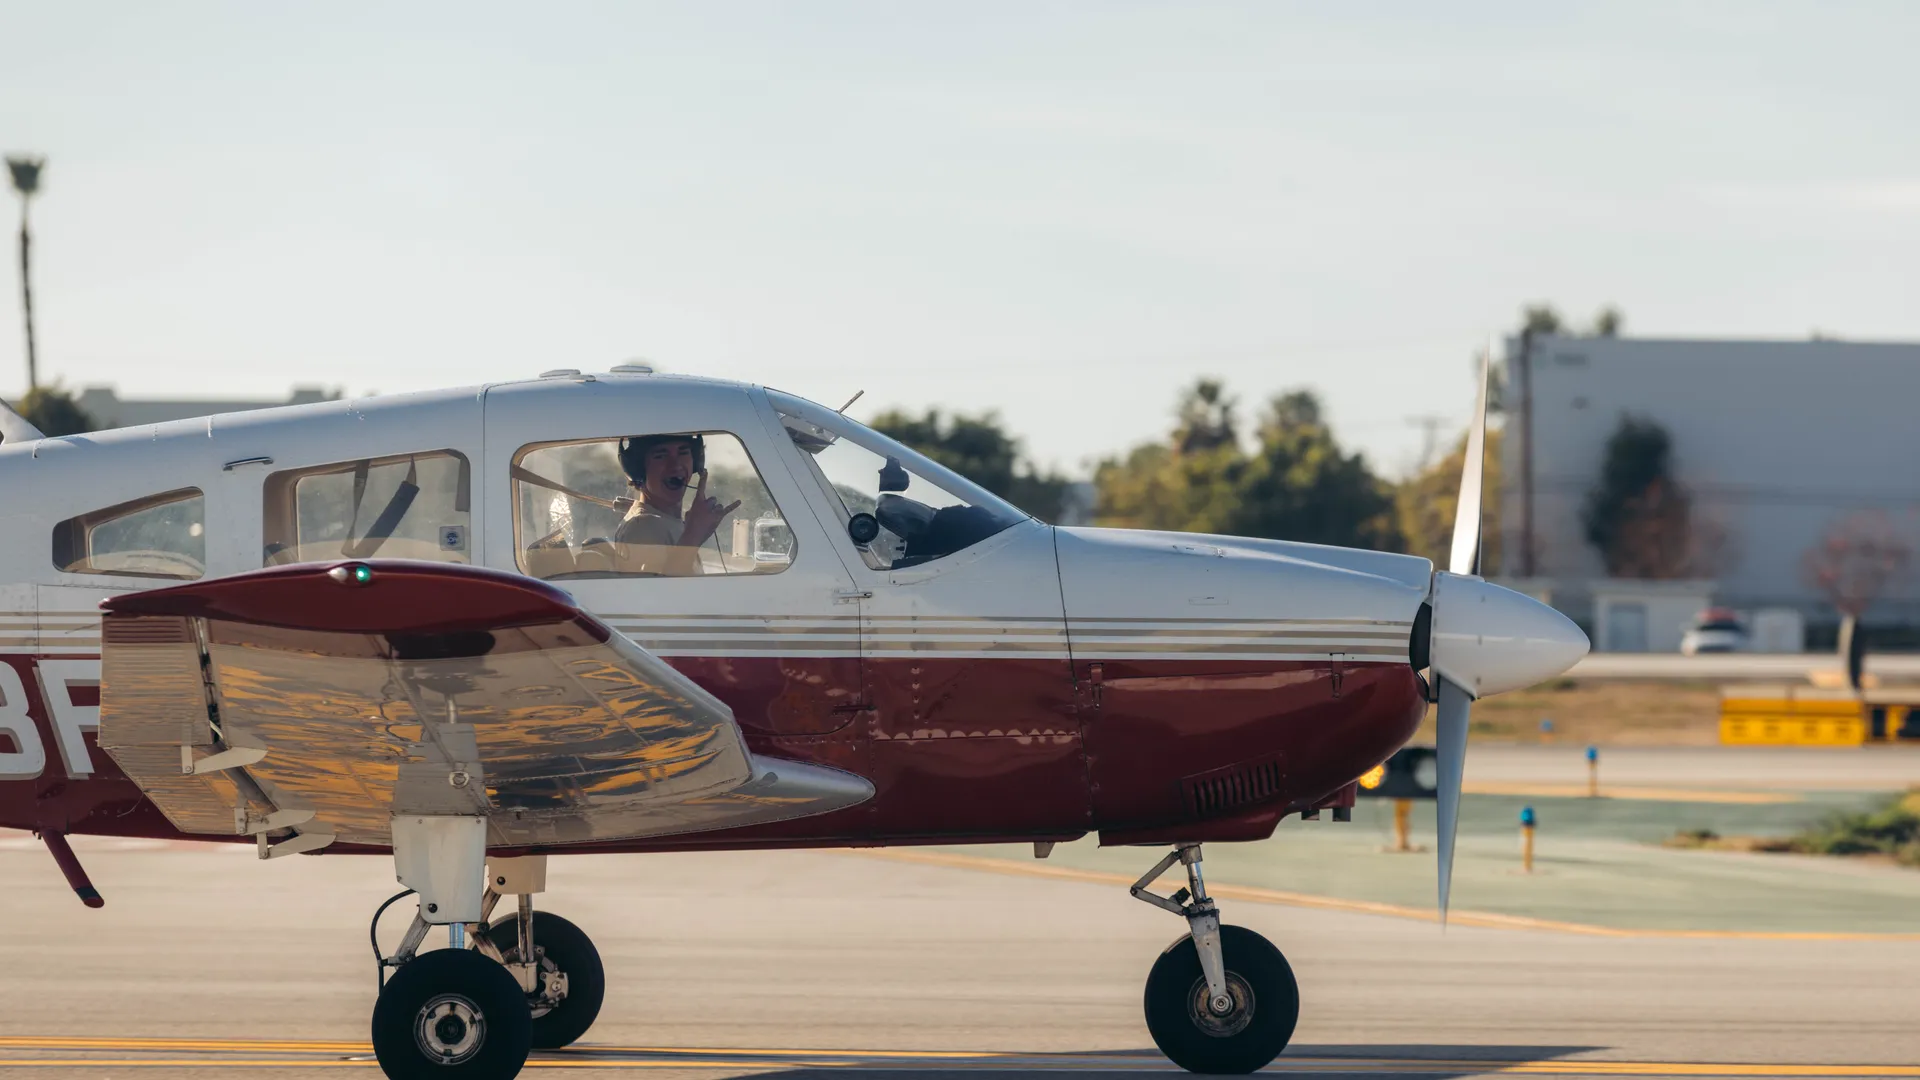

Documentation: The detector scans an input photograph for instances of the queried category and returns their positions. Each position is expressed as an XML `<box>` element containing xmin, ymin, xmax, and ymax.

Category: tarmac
<box><xmin>1569</xmin><ymin>653</ymin><xmax>1920</xmax><ymax>681</ymax></box>
<box><xmin>4</xmin><ymin>744</ymin><xmax>1918</xmax><ymax>1078</ymax></box>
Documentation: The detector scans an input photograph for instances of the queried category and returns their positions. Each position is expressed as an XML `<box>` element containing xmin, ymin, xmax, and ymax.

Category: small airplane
<box><xmin>0</xmin><ymin>358</ymin><xmax>1585</xmax><ymax>1079</ymax></box>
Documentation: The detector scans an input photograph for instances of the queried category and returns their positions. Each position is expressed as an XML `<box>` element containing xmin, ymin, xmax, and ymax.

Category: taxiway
<box><xmin>3</xmin><ymin>831</ymin><xmax>1916</xmax><ymax>1079</ymax></box>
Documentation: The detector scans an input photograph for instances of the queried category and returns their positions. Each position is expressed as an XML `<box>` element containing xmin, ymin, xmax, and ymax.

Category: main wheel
<box><xmin>483</xmin><ymin>911</ymin><xmax>605</xmax><ymax>1049</ymax></box>
<box><xmin>372</xmin><ymin>947</ymin><xmax>532</xmax><ymax>1080</ymax></box>
<box><xmin>1143</xmin><ymin>924</ymin><xmax>1299</xmax><ymax>1074</ymax></box>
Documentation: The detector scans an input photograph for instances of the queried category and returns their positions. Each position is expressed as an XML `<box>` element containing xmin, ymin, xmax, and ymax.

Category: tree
<box><xmin>1095</xmin><ymin>379</ymin><xmax>1402</xmax><ymax>551</ymax></box>
<box><xmin>1803</xmin><ymin>510</ymin><xmax>1911</xmax><ymax>688</ymax></box>
<box><xmin>17</xmin><ymin>385</ymin><xmax>93</xmax><ymax>436</ymax></box>
<box><xmin>1395</xmin><ymin>425</ymin><xmax>1502</xmax><ymax>569</ymax></box>
<box><xmin>1226</xmin><ymin>391</ymin><xmax>1402</xmax><ymax>549</ymax></box>
<box><xmin>1174</xmin><ymin>378</ymin><xmax>1238</xmax><ymax>454</ymax></box>
<box><xmin>1521</xmin><ymin>304</ymin><xmax>1565</xmax><ymax>336</ymax></box>
<box><xmin>1517</xmin><ymin>302</ymin><xmax>1625</xmax><ymax>338</ymax></box>
<box><xmin>868</xmin><ymin>407</ymin><xmax>1071</xmax><ymax>522</ymax></box>
<box><xmin>1581</xmin><ymin>415</ymin><xmax>1722</xmax><ymax>578</ymax></box>
<box><xmin>1093</xmin><ymin>439</ymin><xmax>1246</xmax><ymax>535</ymax></box>
<box><xmin>1803</xmin><ymin>510</ymin><xmax>1912</xmax><ymax>620</ymax></box>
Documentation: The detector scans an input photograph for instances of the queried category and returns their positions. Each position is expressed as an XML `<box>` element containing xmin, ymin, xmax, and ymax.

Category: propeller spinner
<box><xmin>1422</xmin><ymin>344</ymin><xmax>1589</xmax><ymax>924</ymax></box>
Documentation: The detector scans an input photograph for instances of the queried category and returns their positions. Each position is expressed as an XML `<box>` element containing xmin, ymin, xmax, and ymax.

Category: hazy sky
<box><xmin>2</xmin><ymin>2</ymin><xmax>1914</xmax><ymax>477</ymax></box>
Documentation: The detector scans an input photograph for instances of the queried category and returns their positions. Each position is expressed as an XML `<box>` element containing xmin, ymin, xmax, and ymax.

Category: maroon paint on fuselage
<box><xmin>4</xmin><ymin>562</ymin><xmax>1424</xmax><ymax>849</ymax></box>
<box><xmin>0</xmin><ymin>650</ymin><xmax>1424</xmax><ymax>852</ymax></box>
<box><xmin>1081</xmin><ymin>658</ymin><xmax>1424</xmax><ymax>834</ymax></box>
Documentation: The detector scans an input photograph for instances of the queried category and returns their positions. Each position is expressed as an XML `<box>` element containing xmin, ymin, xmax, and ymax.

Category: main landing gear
<box><xmin>1132</xmin><ymin>844</ymin><xmax>1299</xmax><ymax>1074</ymax></box>
<box><xmin>368</xmin><ymin>819</ymin><xmax>605</xmax><ymax>1080</ymax></box>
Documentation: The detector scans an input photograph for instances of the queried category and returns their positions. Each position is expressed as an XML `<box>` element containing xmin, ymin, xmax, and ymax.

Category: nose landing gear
<box><xmin>1132</xmin><ymin>844</ymin><xmax>1299</xmax><ymax>1074</ymax></box>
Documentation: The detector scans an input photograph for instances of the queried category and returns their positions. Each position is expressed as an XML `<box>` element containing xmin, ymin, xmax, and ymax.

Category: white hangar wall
<box><xmin>1497</xmin><ymin>335</ymin><xmax>1920</xmax><ymax>632</ymax></box>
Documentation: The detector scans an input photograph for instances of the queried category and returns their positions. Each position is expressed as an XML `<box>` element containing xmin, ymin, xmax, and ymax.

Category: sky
<box><xmin>1</xmin><ymin>2</ymin><xmax>1915</xmax><ymax>479</ymax></box>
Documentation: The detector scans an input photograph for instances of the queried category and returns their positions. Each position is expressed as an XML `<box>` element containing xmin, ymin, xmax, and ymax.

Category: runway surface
<box><xmin>1462</xmin><ymin>744</ymin><xmax>1920</xmax><ymax>791</ymax></box>
<box><xmin>1566</xmin><ymin>653</ymin><xmax>1920</xmax><ymax>681</ymax></box>
<box><xmin>4</xmin><ymin>834</ymin><xmax>1917</xmax><ymax>1079</ymax></box>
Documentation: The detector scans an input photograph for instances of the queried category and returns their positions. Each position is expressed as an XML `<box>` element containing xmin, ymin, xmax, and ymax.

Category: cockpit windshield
<box><xmin>767</xmin><ymin>389</ymin><xmax>1028</xmax><ymax>570</ymax></box>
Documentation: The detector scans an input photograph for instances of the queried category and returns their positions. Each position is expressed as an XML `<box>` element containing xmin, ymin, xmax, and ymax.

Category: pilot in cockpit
<box><xmin>611</xmin><ymin>434</ymin><xmax>740</xmax><ymax>576</ymax></box>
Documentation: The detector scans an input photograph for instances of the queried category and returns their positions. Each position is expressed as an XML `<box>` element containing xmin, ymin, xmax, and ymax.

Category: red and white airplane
<box><xmin>0</xmin><ymin>360</ymin><xmax>1585</xmax><ymax>1079</ymax></box>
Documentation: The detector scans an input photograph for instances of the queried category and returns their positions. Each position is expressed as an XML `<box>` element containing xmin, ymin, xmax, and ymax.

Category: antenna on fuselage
<box><xmin>836</xmin><ymin>390</ymin><xmax>865</xmax><ymax>414</ymax></box>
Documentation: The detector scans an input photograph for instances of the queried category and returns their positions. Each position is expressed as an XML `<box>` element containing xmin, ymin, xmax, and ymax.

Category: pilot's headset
<box><xmin>617</xmin><ymin>433</ymin><xmax>707</xmax><ymax>488</ymax></box>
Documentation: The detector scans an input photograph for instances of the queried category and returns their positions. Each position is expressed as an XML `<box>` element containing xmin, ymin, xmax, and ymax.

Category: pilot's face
<box><xmin>640</xmin><ymin>440</ymin><xmax>696</xmax><ymax>507</ymax></box>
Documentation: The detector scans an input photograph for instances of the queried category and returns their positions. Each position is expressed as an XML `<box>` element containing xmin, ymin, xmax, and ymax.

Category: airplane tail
<box><xmin>0</xmin><ymin>396</ymin><xmax>46</xmax><ymax>445</ymax></box>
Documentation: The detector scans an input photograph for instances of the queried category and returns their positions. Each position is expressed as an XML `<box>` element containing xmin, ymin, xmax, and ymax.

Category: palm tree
<box><xmin>7</xmin><ymin>155</ymin><xmax>44</xmax><ymax>392</ymax></box>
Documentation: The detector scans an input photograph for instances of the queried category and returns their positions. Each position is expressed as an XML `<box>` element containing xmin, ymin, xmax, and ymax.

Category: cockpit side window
<box><xmin>511</xmin><ymin>432</ymin><xmax>792</xmax><ymax>580</ymax></box>
<box><xmin>53</xmin><ymin>488</ymin><xmax>207</xmax><ymax>580</ymax></box>
<box><xmin>262</xmin><ymin>450</ymin><xmax>471</xmax><ymax>566</ymax></box>
<box><xmin>769</xmin><ymin>393</ymin><xmax>1026</xmax><ymax>571</ymax></box>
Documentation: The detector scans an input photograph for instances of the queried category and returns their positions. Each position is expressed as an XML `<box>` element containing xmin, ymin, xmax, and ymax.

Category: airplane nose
<box><xmin>1427</xmin><ymin>574</ymin><xmax>1590</xmax><ymax>699</ymax></box>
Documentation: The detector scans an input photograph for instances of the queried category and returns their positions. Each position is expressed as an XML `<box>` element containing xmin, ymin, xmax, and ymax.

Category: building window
<box><xmin>263</xmin><ymin>451</ymin><xmax>471</xmax><ymax>566</ymax></box>
<box><xmin>52</xmin><ymin>488</ymin><xmax>206</xmax><ymax>580</ymax></box>
<box><xmin>513</xmin><ymin>432</ymin><xmax>791</xmax><ymax>580</ymax></box>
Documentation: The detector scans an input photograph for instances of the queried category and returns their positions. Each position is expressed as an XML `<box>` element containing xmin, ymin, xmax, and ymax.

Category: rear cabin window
<box><xmin>263</xmin><ymin>451</ymin><xmax>471</xmax><ymax>566</ymax></box>
<box><xmin>512</xmin><ymin>432</ymin><xmax>792</xmax><ymax>580</ymax></box>
<box><xmin>52</xmin><ymin>488</ymin><xmax>206</xmax><ymax>580</ymax></box>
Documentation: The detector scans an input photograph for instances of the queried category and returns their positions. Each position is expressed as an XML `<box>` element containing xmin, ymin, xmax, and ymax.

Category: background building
<box><xmin>1498</xmin><ymin>335</ymin><xmax>1920</xmax><ymax>650</ymax></box>
<box><xmin>69</xmin><ymin>385</ymin><xmax>342</xmax><ymax>429</ymax></box>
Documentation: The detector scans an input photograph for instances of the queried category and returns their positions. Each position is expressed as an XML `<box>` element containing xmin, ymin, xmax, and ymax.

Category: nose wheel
<box><xmin>1132</xmin><ymin>844</ymin><xmax>1299</xmax><ymax>1073</ymax></box>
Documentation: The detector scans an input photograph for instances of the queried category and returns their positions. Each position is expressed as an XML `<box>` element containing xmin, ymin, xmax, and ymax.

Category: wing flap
<box><xmin>98</xmin><ymin>561</ymin><xmax>872</xmax><ymax>847</ymax></box>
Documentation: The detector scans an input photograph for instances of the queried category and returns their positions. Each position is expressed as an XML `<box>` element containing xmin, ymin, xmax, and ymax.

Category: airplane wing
<box><xmin>96</xmin><ymin>560</ymin><xmax>873</xmax><ymax>854</ymax></box>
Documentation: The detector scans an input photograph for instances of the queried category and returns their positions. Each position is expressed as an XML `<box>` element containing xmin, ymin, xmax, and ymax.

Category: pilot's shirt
<box><xmin>613</xmin><ymin>505</ymin><xmax>701</xmax><ymax>576</ymax></box>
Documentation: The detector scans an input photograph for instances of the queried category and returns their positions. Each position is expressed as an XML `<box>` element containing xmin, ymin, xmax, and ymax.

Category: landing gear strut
<box><xmin>367</xmin><ymin>821</ymin><xmax>603</xmax><ymax>1079</ymax></box>
<box><xmin>1132</xmin><ymin>844</ymin><xmax>1299</xmax><ymax>1074</ymax></box>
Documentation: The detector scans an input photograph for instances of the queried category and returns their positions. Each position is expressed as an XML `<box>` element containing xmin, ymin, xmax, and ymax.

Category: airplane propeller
<box><xmin>1418</xmin><ymin>343</ymin><xmax>1587</xmax><ymax>926</ymax></box>
<box><xmin>1432</xmin><ymin>345</ymin><xmax>1489</xmax><ymax>924</ymax></box>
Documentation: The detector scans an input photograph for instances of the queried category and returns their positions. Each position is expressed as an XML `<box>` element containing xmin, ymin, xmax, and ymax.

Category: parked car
<box><xmin>1680</xmin><ymin>607</ymin><xmax>1749</xmax><ymax>655</ymax></box>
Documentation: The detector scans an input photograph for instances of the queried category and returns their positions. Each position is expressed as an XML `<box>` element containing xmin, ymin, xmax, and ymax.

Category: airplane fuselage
<box><xmin>0</xmin><ymin>373</ymin><xmax>1431</xmax><ymax>852</ymax></box>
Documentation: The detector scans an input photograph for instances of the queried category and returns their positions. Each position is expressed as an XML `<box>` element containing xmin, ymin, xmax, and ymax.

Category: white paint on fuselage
<box><xmin>0</xmin><ymin>373</ymin><xmax>1441</xmax><ymax>783</ymax></box>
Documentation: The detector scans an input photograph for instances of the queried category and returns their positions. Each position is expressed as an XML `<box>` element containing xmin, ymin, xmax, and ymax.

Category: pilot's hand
<box><xmin>683</xmin><ymin>472</ymin><xmax>741</xmax><ymax>545</ymax></box>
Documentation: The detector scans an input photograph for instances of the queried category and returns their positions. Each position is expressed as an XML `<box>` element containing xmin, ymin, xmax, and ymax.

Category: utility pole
<box><xmin>7</xmin><ymin>155</ymin><xmax>44</xmax><ymax>393</ymax></box>
<box><xmin>1405</xmin><ymin>414</ymin><xmax>1447</xmax><ymax>471</ymax></box>
<box><xmin>1518</xmin><ymin>328</ymin><xmax>1536</xmax><ymax>578</ymax></box>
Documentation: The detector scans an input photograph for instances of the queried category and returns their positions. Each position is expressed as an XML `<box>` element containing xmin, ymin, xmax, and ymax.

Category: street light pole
<box><xmin>7</xmin><ymin>155</ymin><xmax>44</xmax><ymax>393</ymax></box>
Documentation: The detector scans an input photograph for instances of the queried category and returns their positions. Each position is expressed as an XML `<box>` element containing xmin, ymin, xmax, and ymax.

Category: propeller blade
<box><xmin>1433</xmin><ymin>675</ymin><xmax>1472</xmax><ymax>926</ymax></box>
<box><xmin>1447</xmin><ymin>344</ymin><xmax>1492</xmax><ymax>577</ymax></box>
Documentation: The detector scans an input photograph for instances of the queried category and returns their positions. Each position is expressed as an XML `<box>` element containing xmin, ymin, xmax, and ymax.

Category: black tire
<box><xmin>372</xmin><ymin>947</ymin><xmax>531</xmax><ymax>1080</ymax></box>
<box><xmin>1143</xmin><ymin>924</ymin><xmax>1299</xmax><ymax>1074</ymax></box>
<box><xmin>483</xmin><ymin>911</ymin><xmax>605</xmax><ymax>1049</ymax></box>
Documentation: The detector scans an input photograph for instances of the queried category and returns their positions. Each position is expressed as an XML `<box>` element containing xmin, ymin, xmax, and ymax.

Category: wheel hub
<box><xmin>415</xmin><ymin>994</ymin><xmax>486</xmax><ymax>1064</ymax></box>
<box><xmin>1187</xmin><ymin>971</ymin><xmax>1256</xmax><ymax>1038</ymax></box>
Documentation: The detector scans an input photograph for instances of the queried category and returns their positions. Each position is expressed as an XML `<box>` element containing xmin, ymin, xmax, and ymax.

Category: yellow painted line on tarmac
<box><xmin>0</xmin><ymin>1036</ymin><xmax>365</xmax><ymax>1052</ymax></box>
<box><xmin>0</xmin><ymin>1053</ymin><xmax>366</xmax><ymax>1060</ymax></box>
<box><xmin>0</xmin><ymin>1053</ymin><xmax>794</xmax><ymax>1060</ymax></box>
<box><xmin>0</xmin><ymin>1036</ymin><xmax>991</xmax><ymax>1060</ymax></box>
<box><xmin>2</xmin><ymin>1056</ymin><xmax>1918</xmax><ymax>1077</ymax></box>
<box><xmin>3</xmin><ymin>1038</ymin><xmax>1918</xmax><ymax>1077</ymax></box>
<box><xmin>1461</xmin><ymin>782</ymin><xmax>1799</xmax><ymax>805</ymax></box>
<box><xmin>589</xmin><ymin>1045</ymin><xmax>995</xmax><ymax>1059</ymax></box>
<box><xmin>851</xmin><ymin>850</ymin><xmax>1920</xmax><ymax>942</ymax></box>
